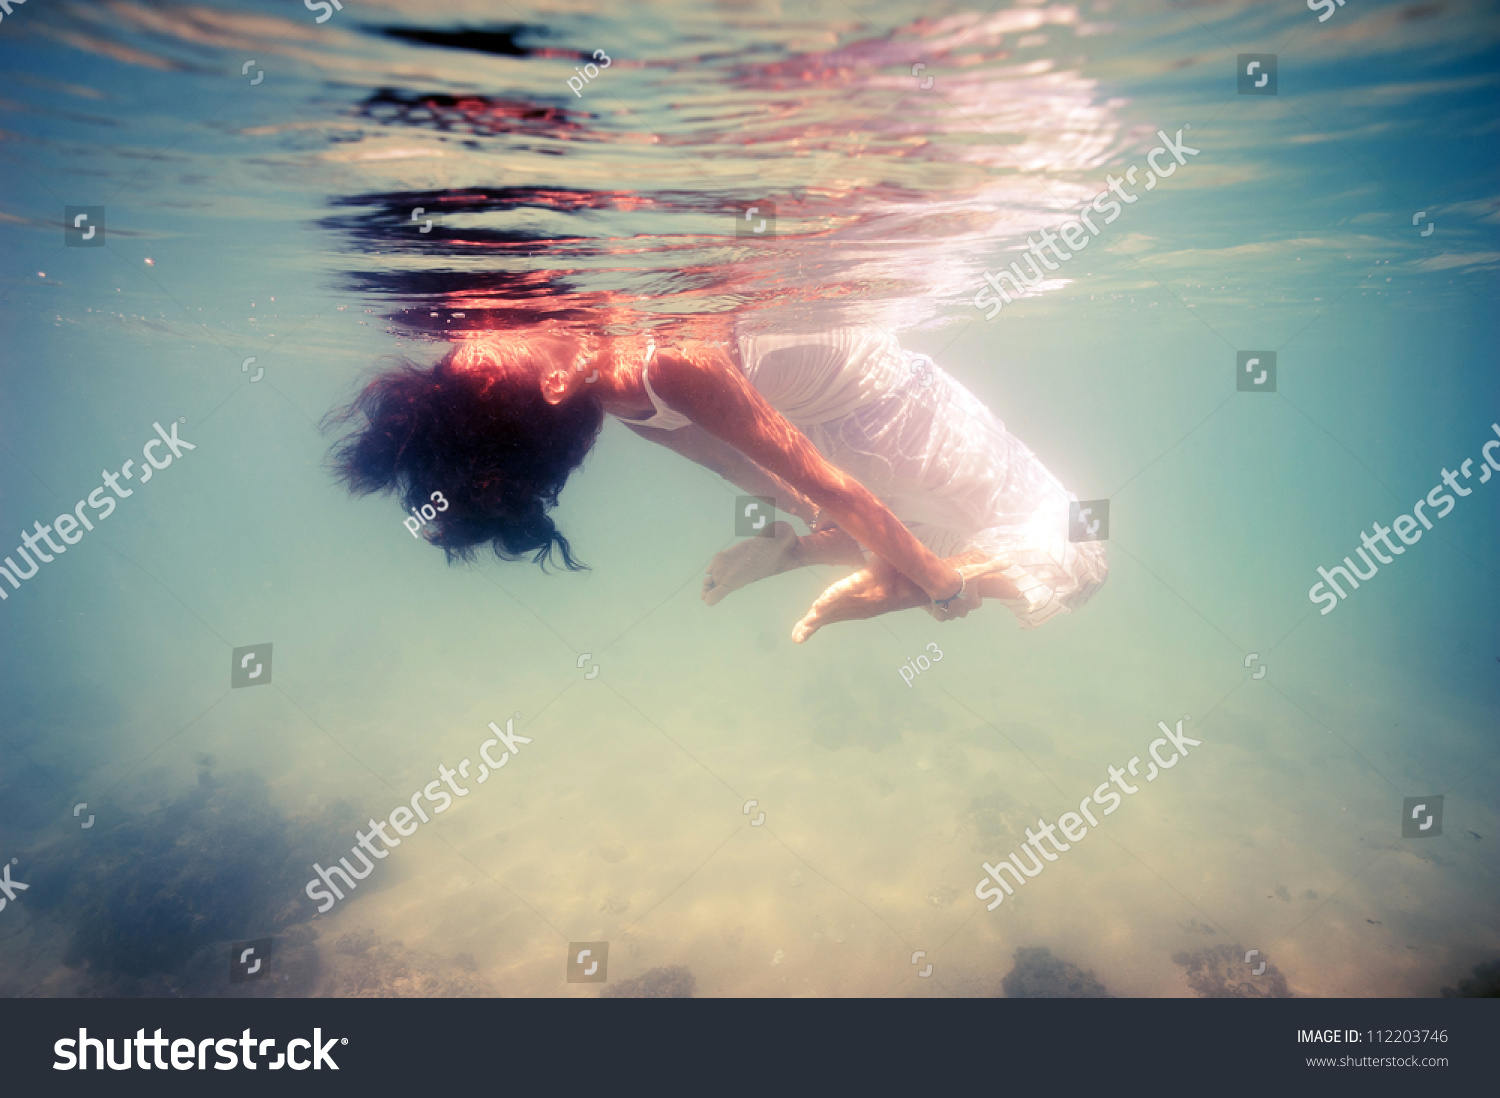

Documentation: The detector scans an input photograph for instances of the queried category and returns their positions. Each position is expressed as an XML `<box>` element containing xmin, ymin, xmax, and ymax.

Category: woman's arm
<box><xmin>622</xmin><ymin>422</ymin><xmax>818</xmax><ymax>524</ymax></box>
<box><xmin>646</xmin><ymin>344</ymin><xmax>964</xmax><ymax>601</ymax></box>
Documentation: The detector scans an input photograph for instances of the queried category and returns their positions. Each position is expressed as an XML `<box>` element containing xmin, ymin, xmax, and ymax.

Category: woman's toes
<box><xmin>703</xmin><ymin>572</ymin><xmax>729</xmax><ymax>606</ymax></box>
<box><xmin>791</xmin><ymin>613</ymin><xmax>820</xmax><ymax>644</ymax></box>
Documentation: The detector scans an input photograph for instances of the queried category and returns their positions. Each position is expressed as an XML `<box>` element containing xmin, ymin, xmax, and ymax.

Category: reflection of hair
<box><xmin>325</xmin><ymin>340</ymin><xmax>604</xmax><ymax>570</ymax></box>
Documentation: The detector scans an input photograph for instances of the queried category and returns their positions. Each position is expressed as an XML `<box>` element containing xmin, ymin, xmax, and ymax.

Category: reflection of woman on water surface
<box><xmin>329</xmin><ymin>323</ymin><xmax>1105</xmax><ymax>641</ymax></box>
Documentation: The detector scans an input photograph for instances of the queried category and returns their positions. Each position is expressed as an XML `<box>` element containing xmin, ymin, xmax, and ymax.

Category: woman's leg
<box><xmin>791</xmin><ymin>551</ymin><xmax>1020</xmax><ymax>643</ymax></box>
<box><xmin>702</xmin><ymin>523</ymin><xmax>866</xmax><ymax>605</ymax></box>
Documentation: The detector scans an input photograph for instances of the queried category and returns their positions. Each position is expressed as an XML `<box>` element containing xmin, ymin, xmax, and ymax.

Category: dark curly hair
<box><xmin>325</xmin><ymin>339</ymin><xmax>604</xmax><ymax>570</ymax></box>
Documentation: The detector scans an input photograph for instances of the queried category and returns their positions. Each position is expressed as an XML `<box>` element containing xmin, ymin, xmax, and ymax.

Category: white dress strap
<box><xmin>617</xmin><ymin>341</ymin><xmax>694</xmax><ymax>431</ymax></box>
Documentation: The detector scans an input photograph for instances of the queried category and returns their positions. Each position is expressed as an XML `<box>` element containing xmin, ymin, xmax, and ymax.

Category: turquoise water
<box><xmin>0</xmin><ymin>0</ymin><xmax>1496</xmax><ymax>997</ymax></box>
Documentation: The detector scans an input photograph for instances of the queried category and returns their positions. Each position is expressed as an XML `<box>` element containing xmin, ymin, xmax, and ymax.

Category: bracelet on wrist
<box><xmin>932</xmin><ymin>576</ymin><xmax>966</xmax><ymax>611</ymax></box>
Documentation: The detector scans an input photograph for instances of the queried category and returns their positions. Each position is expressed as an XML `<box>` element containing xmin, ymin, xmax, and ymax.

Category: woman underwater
<box><xmin>328</xmin><ymin>323</ymin><xmax>1106</xmax><ymax>641</ymax></box>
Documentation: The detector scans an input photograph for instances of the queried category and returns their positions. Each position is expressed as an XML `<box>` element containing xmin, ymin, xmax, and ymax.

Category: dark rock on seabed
<box><xmin>1001</xmin><ymin>947</ymin><xmax>1111</xmax><ymax>998</ymax></box>
<box><xmin>1440</xmin><ymin>959</ymin><xmax>1500</xmax><ymax>997</ymax></box>
<box><xmin>1173</xmin><ymin>944</ymin><xmax>1291</xmax><ymax>998</ymax></box>
<box><xmin>318</xmin><ymin>929</ymin><xmax>491</xmax><ymax>997</ymax></box>
<box><xmin>601</xmin><ymin>965</ymin><xmax>697</xmax><ymax>998</ymax></box>
<box><xmin>21</xmin><ymin>766</ymin><xmax>351</xmax><ymax>996</ymax></box>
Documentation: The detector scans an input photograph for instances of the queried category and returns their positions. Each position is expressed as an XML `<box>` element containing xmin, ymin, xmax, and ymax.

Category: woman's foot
<box><xmin>791</xmin><ymin>555</ymin><xmax>1011</xmax><ymax>642</ymax></box>
<box><xmin>792</xmin><ymin>557</ymin><xmax>921</xmax><ymax>642</ymax></box>
<box><xmin>702</xmin><ymin>521</ymin><xmax>799</xmax><ymax>605</ymax></box>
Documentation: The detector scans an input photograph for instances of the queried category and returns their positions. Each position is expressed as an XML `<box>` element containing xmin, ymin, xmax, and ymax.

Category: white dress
<box><xmin>618</xmin><ymin>328</ymin><xmax>1107</xmax><ymax>628</ymax></box>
